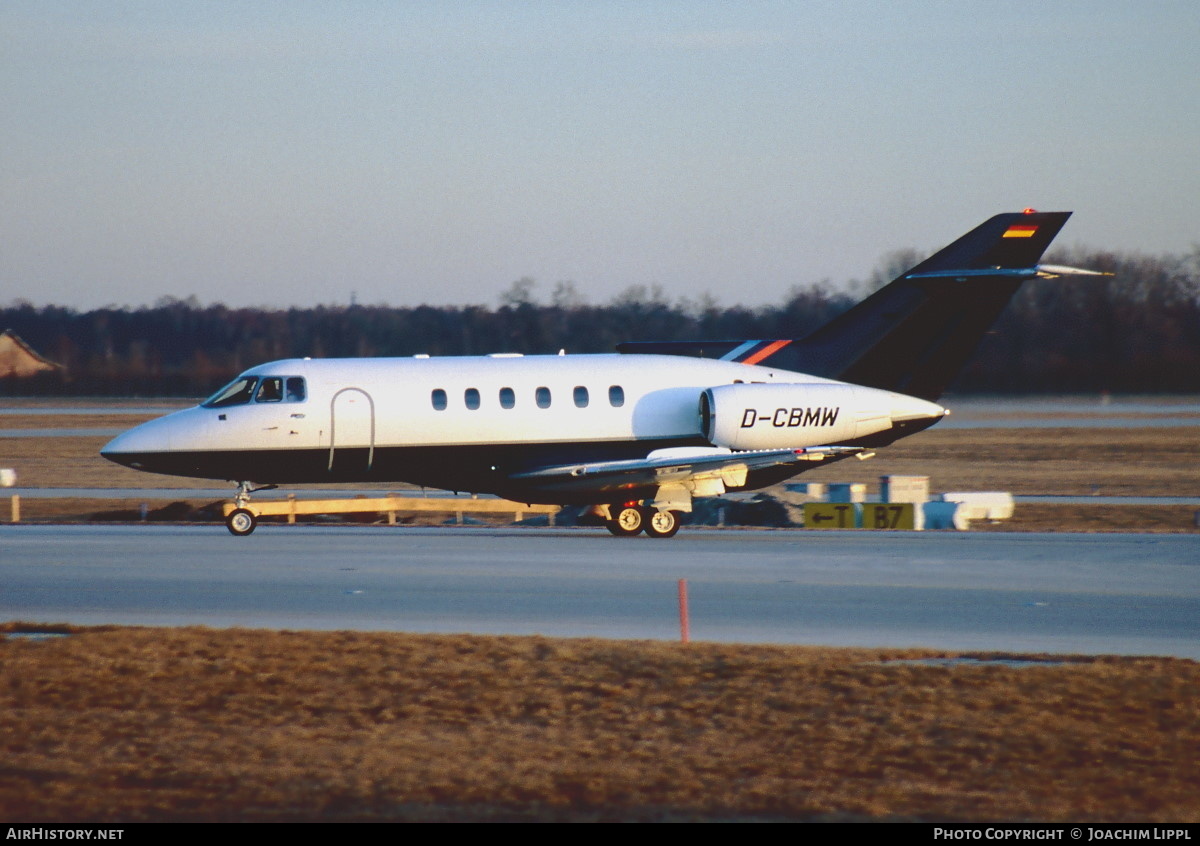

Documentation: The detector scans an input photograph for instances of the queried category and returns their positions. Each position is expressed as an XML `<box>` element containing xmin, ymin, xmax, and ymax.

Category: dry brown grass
<box><xmin>4</xmin><ymin>411</ymin><xmax>1197</xmax><ymax>820</ymax></box>
<box><xmin>972</xmin><ymin>504</ymin><xmax>1200</xmax><ymax>534</ymax></box>
<box><xmin>0</xmin><ymin>625</ymin><xmax>1196</xmax><ymax>822</ymax></box>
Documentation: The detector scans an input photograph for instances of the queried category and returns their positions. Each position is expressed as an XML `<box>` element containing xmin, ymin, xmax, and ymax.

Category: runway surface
<box><xmin>2</xmin><ymin>525</ymin><xmax>1198</xmax><ymax>658</ymax></box>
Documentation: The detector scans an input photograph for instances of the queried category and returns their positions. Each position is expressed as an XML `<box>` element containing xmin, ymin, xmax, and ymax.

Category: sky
<box><xmin>2</xmin><ymin>1</ymin><xmax>1198</xmax><ymax>311</ymax></box>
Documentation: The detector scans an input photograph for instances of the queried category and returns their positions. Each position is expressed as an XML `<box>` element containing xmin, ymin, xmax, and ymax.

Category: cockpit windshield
<box><xmin>203</xmin><ymin>376</ymin><xmax>258</xmax><ymax>408</ymax></box>
<box><xmin>202</xmin><ymin>375</ymin><xmax>308</xmax><ymax>408</ymax></box>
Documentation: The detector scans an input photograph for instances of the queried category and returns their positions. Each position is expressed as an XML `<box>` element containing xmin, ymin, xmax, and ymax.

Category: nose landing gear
<box><xmin>225</xmin><ymin>481</ymin><xmax>277</xmax><ymax>536</ymax></box>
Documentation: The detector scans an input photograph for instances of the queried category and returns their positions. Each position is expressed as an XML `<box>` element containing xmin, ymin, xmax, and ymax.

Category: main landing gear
<box><xmin>604</xmin><ymin>505</ymin><xmax>682</xmax><ymax>539</ymax></box>
<box><xmin>225</xmin><ymin>481</ymin><xmax>277</xmax><ymax>536</ymax></box>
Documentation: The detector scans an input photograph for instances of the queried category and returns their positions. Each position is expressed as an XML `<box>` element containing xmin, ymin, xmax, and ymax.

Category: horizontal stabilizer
<box><xmin>1036</xmin><ymin>264</ymin><xmax>1113</xmax><ymax>279</ymax></box>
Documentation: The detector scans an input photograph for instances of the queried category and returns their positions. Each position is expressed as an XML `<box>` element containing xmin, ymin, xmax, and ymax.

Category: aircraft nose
<box><xmin>100</xmin><ymin>417</ymin><xmax>173</xmax><ymax>467</ymax></box>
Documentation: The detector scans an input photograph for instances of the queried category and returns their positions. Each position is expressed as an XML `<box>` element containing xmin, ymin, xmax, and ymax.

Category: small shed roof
<box><xmin>0</xmin><ymin>330</ymin><xmax>63</xmax><ymax>378</ymax></box>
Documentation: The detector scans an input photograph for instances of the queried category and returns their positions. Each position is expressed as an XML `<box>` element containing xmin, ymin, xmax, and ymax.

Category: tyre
<box><xmin>644</xmin><ymin>509</ymin><xmax>681</xmax><ymax>539</ymax></box>
<box><xmin>226</xmin><ymin>508</ymin><xmax>257</xmax><ymax>536</ymax></box>
<box><xmin>606</xmin><ymin>505</ymin><xmax>644</xmax><ymax>536</ymax></box>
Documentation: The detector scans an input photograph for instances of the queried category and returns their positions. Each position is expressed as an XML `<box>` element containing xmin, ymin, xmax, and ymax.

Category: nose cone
<box><xmin>100</xmin><ymin>415</ymin><xmax>175</xmax><ymax>469</ymax></box>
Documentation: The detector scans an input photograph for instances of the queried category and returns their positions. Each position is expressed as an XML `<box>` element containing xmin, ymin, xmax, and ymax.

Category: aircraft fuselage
<box><xmin>101</xmin><ymin>353</ymin><xmax>943</xmax><ymax>504</ymax></box>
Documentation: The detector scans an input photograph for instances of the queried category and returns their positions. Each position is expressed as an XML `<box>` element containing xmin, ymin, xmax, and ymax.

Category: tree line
<box><xmin>2</xmin><ymin>246</ymin><xmax>1198</xmax><ymax>396</ymax></box>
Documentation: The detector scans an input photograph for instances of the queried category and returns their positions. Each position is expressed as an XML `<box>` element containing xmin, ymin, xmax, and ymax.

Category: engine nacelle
<box><xmin>701</xmin><ymin>382</ymin><xmax>941</xmax><ymax>450</ymax></box>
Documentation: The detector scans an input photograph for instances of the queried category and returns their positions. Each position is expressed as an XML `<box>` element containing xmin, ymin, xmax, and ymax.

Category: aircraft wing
<box><xmin>506</xmin><ymin>446</ymin><xmax>862</xmax><ymax>496</ymax></box>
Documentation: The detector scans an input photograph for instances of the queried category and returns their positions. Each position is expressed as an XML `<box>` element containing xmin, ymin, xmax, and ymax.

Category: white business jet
<box><xmin>102</xmin><ymin>210</ymin><xmax>1091</xmax><ymax>537</ymax></box>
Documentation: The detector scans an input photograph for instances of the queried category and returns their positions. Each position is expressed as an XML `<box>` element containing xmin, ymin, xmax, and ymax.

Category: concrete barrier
<box><xmin>939</xmin><ymin>492</ymin><xmax>1015</xmax><ymax>521</ymax></box>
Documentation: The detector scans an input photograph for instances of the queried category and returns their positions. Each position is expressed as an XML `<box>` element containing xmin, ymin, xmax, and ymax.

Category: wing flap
<box><xmin>508</xmin><ymin>446</ymin><xmax>861</xmax><ymax>495</ymax></box>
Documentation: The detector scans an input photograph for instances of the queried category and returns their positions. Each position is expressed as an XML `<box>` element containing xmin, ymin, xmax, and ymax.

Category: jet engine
<box><xmin>701</xmin><ymin>382</ymin><xmax>943</xmax><ymax>450</ymax></box>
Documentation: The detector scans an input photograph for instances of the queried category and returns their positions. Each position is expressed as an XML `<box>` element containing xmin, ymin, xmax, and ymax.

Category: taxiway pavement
<box><xmin>2</xmin><ymin>525</ymin><xmax>1197</xmax><ymax>658</ymax></box>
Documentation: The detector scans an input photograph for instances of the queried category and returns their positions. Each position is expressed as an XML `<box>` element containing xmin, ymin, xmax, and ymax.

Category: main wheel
<box><xmin>606</xmin><ymin>505</ymin><xmax>644</xmax><ymax>536</ymax></box>
<box><xmin>226</xmin><ymin>508</ymin><xmax>257</xmax><ymax>536</ymax></box>
<box><xmin>644</xmin><ymin>509</ymin><xmax>682</xmax><ymax>539</ymax></box>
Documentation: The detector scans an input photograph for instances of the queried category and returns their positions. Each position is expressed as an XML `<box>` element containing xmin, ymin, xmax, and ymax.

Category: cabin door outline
<box><xmin>328</xmin><ymin>387</ymin><xmax>376</xmax><ymax>473</ymax></box>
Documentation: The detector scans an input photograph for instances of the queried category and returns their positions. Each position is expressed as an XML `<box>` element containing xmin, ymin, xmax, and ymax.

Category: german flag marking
<box><xmin>1003</xmin><ymin>224</ymin><xmax>1038</xmax><ymax>238</ymax></box>
<box><xmin>741</xmin><ymin>339</ymin><xmax>792</xmax><ymax>365</ymax></box>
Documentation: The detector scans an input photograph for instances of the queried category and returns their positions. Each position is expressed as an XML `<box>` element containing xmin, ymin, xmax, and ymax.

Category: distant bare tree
<box><xmin>499</xmin><ymin>277</ymin><xmax>538</xmax><ymax>308</ymax></box>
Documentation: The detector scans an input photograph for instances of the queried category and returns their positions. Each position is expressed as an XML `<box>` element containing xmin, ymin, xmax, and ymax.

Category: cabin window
<box><xmin>499</xmin><ymin>387</ymin><xmax>515</xmax><ymax>409</ymax></box>
<box><xmin>465</xmin><ymin>388</ymin><xmax>481</xmax><ymax>410</ymax></box>
<box><xmin>431</xmin><ymin>389</ymin><xmax>447</xmax><ymax>411</ymax></box>
<box><xmin>256</xmin><ymin>377</ymin><xmax>283</xmax><ymax>403</ymax></box>
<box><xmin>536</xmin><ymin>386</ymin><xmax>551</xmax><ymax>408</ymax></box>
<box><xmin>608</xmin><ymin>385</ymin><xmax>625</xmax><ymax>408</ymax></box>
<box><xmin>573</xmin><ymin>386</ymin><xmax>589</xmax><ymax>408</ymax></box>
<box><xmin>285</xmin><ymin>377</ymin><xmax>306</xmax><ymax>402</ymax></box>
<box><xmin>203</xmin><ymin>376</ymin><xmax>258</xmax><ymax>408</ymax></box>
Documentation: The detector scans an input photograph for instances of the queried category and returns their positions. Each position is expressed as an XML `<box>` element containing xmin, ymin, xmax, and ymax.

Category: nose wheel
<box><xmin>226</xmin><ymin>507</ymin><xmax>257</xmax><ymax>536</ymax></box>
